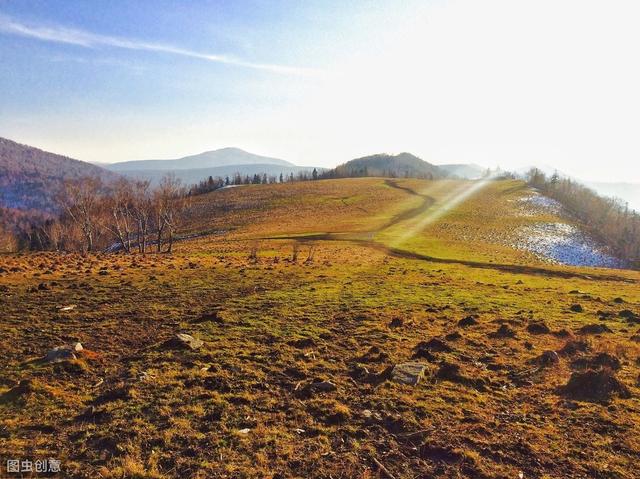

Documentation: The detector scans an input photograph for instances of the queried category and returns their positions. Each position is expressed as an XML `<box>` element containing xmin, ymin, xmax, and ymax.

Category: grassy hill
<box><xmin>1</xmin><ymin>178</ymin><xmax>639</xmax><ymax>478</ymax></box>
<box><xmin>331</xmin><ymin>152</ymin><xmax>446</xmax><ymax>179</ymax></box>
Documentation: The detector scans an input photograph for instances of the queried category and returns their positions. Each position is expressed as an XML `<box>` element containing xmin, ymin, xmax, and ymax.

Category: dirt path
<box><xmin>257</xmin><ymin>180</ymin><xmax>636</xmax><ymax>283</ymax></box>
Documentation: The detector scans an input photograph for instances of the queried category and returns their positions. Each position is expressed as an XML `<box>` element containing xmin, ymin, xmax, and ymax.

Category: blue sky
<box><xmin>1</xmin><ymin>0</ymin><xmax>640</xmax><ymax>183</ymax></box>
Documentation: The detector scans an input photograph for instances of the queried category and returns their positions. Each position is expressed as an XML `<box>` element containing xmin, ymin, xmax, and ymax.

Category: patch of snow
<box><xmin>511</xmin><ymin>192</ymin><xmax>627</xmax><ymax>269</ymax></box>
<box><xmin>514</xmin><ymin>192</ymin><xmax>562</xmax><ymax>216</ymax></box>
<box><xmin>514</xmin><ymin>222</ymin><xmax>626</xmax><ymax>269</ymax></box>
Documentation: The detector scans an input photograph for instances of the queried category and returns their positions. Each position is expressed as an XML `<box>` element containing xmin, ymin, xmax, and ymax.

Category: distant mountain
<box><xmin>331</xmin><ymin>152</ymin><xmax>447</xmax><ymax>179</ymax></box>
<box><xmin>0</xmin><ymin>137</ymin><xmax>118</xmax><ymax>213</ymax></box>
<box><xmin>438</xmin><ymin>163</ymin><xmax>485</xmax><ymax>179</ymax></box>
<box><xmin>120</xmin><ymin>163</ymin><xmax>324</xmax><ymax>186</ymax></box>
<box><xmin>107</xmin><ymin>147</ymin><xmax>294</xmax><ymax>172</ymax></box>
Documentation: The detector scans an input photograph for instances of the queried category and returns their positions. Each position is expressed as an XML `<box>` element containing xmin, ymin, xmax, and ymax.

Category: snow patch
<box><xmin>512</xmin><ymin>193</ymin><xmax>627</xmax><ymax>269</ymax></box>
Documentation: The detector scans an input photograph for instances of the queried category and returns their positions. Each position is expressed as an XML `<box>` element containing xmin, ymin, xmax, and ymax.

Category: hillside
<box><xmin>0</xmin><ymin>137</ymin><xmax>118</xmax><ymax>213</ymax></box>
<box><xmin>331</xmin><ymin>152</ymin><xmax>447</xmax><ymax>179</ymax></box>
<box><xmin>1</xmin><ymin>178</ymin><xmax>639</xmax><ymax>478</ymax></box>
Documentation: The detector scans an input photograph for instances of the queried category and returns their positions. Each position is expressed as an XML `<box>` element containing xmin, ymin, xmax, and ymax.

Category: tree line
<box><xmin>189</xmin><ymin>169</ymin><xmax>319</xmax><ymax>195</ymax></box>
<box><xmin>5</xmin><ymin>175</ymin><xmax>188</xmax><ymax>254</ymax></box>
<box><xmin>526</xmin><ymin>168</ymin><xmax>640</xmax><ymax>266</ymax></box>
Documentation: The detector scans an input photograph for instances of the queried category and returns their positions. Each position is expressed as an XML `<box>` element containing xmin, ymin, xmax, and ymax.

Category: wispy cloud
<box><xmin>0</xmin><ymin>14</ymin><xmax>317</xmax><ymax>76</ymax></box>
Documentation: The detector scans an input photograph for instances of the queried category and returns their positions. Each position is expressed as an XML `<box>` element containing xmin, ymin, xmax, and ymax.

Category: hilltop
<box><xmin>330</xmin><ymin>152</ymin><xmax>447</xmax><ymax>179</ymax></box>
<box><xmin>1</xmin><ymin>177</ymin><xmax>639</xmax><ymax>478</ymax></box>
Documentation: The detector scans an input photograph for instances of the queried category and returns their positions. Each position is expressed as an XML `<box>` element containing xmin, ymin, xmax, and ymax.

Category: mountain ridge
<box><xmin>108</xmin><ymin>147</ymin><xmax>294</xmax><ymax>171</ymax></box>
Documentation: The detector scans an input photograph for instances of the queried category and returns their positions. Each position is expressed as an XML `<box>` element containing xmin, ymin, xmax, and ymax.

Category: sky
<box><xmin>1</xmin><ymin>0</ymin><xmax>640</xmax><ymax>182</ymax></box>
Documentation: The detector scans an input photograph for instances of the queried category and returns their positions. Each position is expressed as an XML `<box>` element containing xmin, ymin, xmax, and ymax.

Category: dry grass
<box><xmin>1</xmin><ymin>178</ymin><xmax>639</xmax><ymax>478</ymax></box>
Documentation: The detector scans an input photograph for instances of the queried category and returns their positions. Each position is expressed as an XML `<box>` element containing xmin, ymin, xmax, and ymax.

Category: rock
<box><xmin>73</xmin><ymin>342</ymin><xmax>83</xmax><ymax>352</ymax></box>
<box><xmin>527</xmin><ymin>322</ymin><xmax>550</xmax><ymax>334</ymax></box>
<box><xmin>391</xmin><ymin>362</ymin><xmax>429</xmax><ymax>386</ymax></box>
<box><xmin>613</xmin><ymin>297</ymin><xmax>625</xmax><ymax>304</ymax></box>
<box><xmin>44</xmin><ymin>346</ymin><xmax>77</xmax><ymax>363</ymax></box>
<box><xmin>165</xmin><ymin>333</ymin><xmax>203</xmax><ymax>350</ymax></box>
<box><xmin>569</xmin><ymin>304</ymin><xmax>584</xmax><ymax>313</ymax></box>
<box><xmin>458</xmin><ymin>316</ymin><xmax>478</xmax><ymax>327</ymax></box>
<box><xmin>560</xmin><ymin>369</ymin><xmax>631</xmax><ymax>402</ymax></box>
<box><xmin>578</xmin><ymin>324</ymin><xmax>612</xmax><ymax>335</ymax></box>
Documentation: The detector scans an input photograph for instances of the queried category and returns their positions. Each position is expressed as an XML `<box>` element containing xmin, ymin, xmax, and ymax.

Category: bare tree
<box><xmin>154</xmin><ymin>174</ymin><xmax>187</xmax><ymax>253</ymax></box>
<box><xmin>58</xmin><ymin>176</ymin><xmax>103</xmax><ymax>253</ymax></box>
<box><xmin>102</xmin><ymin>178</ymin><xmax>135</xmax><ymax>253</ymax></box>
<box><xmin>130</xmin><ymin>180</ymin><xmax>152</xmax><ymax>254</ymax></box>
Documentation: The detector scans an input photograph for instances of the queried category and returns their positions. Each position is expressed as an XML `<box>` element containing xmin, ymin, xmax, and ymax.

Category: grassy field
<box><xmin>1</xmin><ymin>178</ymin><xmax>639</xmax><ymax>478</ymax></box>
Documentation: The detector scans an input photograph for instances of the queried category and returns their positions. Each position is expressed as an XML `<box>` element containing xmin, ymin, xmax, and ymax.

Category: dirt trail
<box><xmin>258</xmin><ymin>181</ymin><xmax>635</xmax><ymax>283</ymax></box>
<box><xmin>377</xmin><ymin>180</ymin><xmax>436</xmax><ymax>231</ymax></box>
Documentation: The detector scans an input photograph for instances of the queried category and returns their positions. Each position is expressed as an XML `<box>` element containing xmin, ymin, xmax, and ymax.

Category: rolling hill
<box><xmin>331</xmin><ymin>152</ymin><xmax>447</xmax><ymax>179</ymax></box>
<box><xmin>0</xmin><ymin>137</ymin><xmax>118</xmax><ymax>213</ymax></box>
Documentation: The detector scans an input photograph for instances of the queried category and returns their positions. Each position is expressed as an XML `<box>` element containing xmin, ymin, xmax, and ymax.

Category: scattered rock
<box><xmin>560</xmin><ymin>369</ymin><xmax>631</xmax><ymax>402</ymax></box>
<box><xmin>458</xmin><ymin>316</ymin><xmax>478</xmax><ymax>327</ymax></box>
<box><xmin>164</xmin><ymin>333</ymin><xmax>203</xmax><ymax>350</ymax></box>
<box><xmin>569</xmin><ymin>304</ymin><xmax>584</xmax><ymax>313</ymax></box>
<box><xmin>391</xmin><ymin>362</ymin><xmax>429</xmax><ymax>386</ymax></box>
<box><xmin>578</xmin><ymin>324</ymin><xmax>612</xmax><ymax>335</ymax></box>
<box><xmin>527</xmin><ymin>322</ymin><xmax>550</xmax><ymax>334</ymax></box>
<box><xmin>44</xmin><ymin>344</ymin><xmax>80</xmax><ymax>363</ymax></box>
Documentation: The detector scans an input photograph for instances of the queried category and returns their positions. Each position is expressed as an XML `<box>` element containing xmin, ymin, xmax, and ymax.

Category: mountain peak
<box><xmin>108</xmin><ymin>147</ymin><xmax>294</xmax><ymax>171</ymax></box>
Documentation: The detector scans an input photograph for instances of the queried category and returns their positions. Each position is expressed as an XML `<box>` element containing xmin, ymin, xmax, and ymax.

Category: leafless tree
<box><xmin>58</xmin><ymin>176</ymin><xmax>103</xmax><ymax>252</ymax></box>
